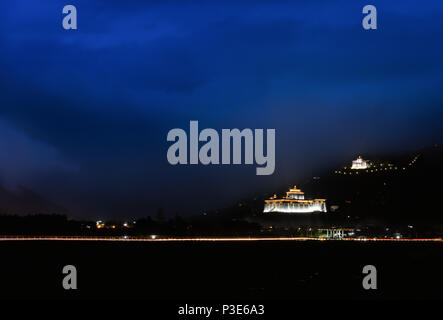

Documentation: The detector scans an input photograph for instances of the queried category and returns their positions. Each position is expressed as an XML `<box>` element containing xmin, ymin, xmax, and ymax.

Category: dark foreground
<box><xmin>0</xmin><ymin>240</ymin><xmax>441</xmax><ymax>300</ymax></box>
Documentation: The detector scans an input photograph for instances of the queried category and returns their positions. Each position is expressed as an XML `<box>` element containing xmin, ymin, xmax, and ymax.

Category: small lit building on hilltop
<box><xmin>264</xmin><ymin>186</ymin><xmax>327</xmax><ymax>213</ymax></box>
<box><xmin>351</xmin><ymin>156</ymin><xmax>369</xmax><ymax>170</ymax></box>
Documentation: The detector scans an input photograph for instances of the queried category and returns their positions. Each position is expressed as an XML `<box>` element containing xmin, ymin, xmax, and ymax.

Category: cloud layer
<box><xmin>0</xmin><ymin>0</ymin><xmax>442</xmax><ymax>217</ymax></box>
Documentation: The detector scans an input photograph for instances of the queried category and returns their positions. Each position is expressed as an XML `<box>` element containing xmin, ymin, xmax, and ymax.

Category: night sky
<box><xmin>0</xmin><ymin>0</ymin><xmax>442</xmax><ymax>218</ymax></box>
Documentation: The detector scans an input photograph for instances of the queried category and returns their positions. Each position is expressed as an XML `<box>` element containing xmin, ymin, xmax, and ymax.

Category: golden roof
<box><xmin>286</xmin><ymin>185</ymin><xmax>304</xmax><ymax>196</ymax></box>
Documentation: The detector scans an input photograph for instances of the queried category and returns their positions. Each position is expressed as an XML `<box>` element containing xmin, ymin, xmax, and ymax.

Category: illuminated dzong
<box><xmin>264</xmin><ymin>186</ymin><xmax>327</xmax><ymax>213</ymax></box>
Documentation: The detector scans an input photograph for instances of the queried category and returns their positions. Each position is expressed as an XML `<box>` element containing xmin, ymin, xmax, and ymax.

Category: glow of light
<box><xmin>0</xmin><ymin>236</ymin><xmax>441</xmax><ymax>242</ymax></box>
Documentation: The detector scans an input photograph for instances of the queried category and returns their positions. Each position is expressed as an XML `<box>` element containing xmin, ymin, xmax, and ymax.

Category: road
<box><xmin>0</xmin><ymin>236</ymin><xmax>441</xmax><ymax>242</ymax></box>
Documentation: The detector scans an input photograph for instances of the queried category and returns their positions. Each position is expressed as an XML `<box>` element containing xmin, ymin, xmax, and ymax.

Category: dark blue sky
<box><xmin>0</xmin><ymin>0</ymin><xmax>442</xmax><ymax>218</ymax></box>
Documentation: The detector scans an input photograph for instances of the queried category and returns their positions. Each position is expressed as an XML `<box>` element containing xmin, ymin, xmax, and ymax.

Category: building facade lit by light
<box><xmin>264</xmin><ymin>186</ymin><xmax>327</xmax><ymax>213</ymax></box>
<box><xmin>351</xmin><ymin>156</ymin><xmax>369</xmax><ymax>170</ymax></box>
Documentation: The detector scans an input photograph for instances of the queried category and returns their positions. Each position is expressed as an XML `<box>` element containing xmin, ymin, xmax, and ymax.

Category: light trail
<box><xmin>0</xmin><ymin>236</ymin><xmax>441</xmax><ymax>242</ymax></box>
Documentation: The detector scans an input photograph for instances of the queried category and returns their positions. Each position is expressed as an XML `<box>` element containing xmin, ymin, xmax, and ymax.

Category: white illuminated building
<box><xmin>263</xmin><ymin>186</ymin><xmax>327</xmax><ymax>213</ymax></box>
<box><xmin>351</xmin><ymin>156</ymin><xmax>368</xmax><ymax>170</ymax></box>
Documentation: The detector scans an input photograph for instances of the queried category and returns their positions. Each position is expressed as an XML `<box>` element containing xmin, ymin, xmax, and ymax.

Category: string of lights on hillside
<box><xmin>334</xmin><ymin>154</ymin><xmax>420</xmax><ymax>175</ymax></box>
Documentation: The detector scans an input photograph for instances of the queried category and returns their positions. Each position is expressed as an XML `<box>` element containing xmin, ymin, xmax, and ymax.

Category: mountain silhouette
<box><xmin>0</xmin><ymin>185</ymin><xmax>68</xmax><ymax>215</ymax></box>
